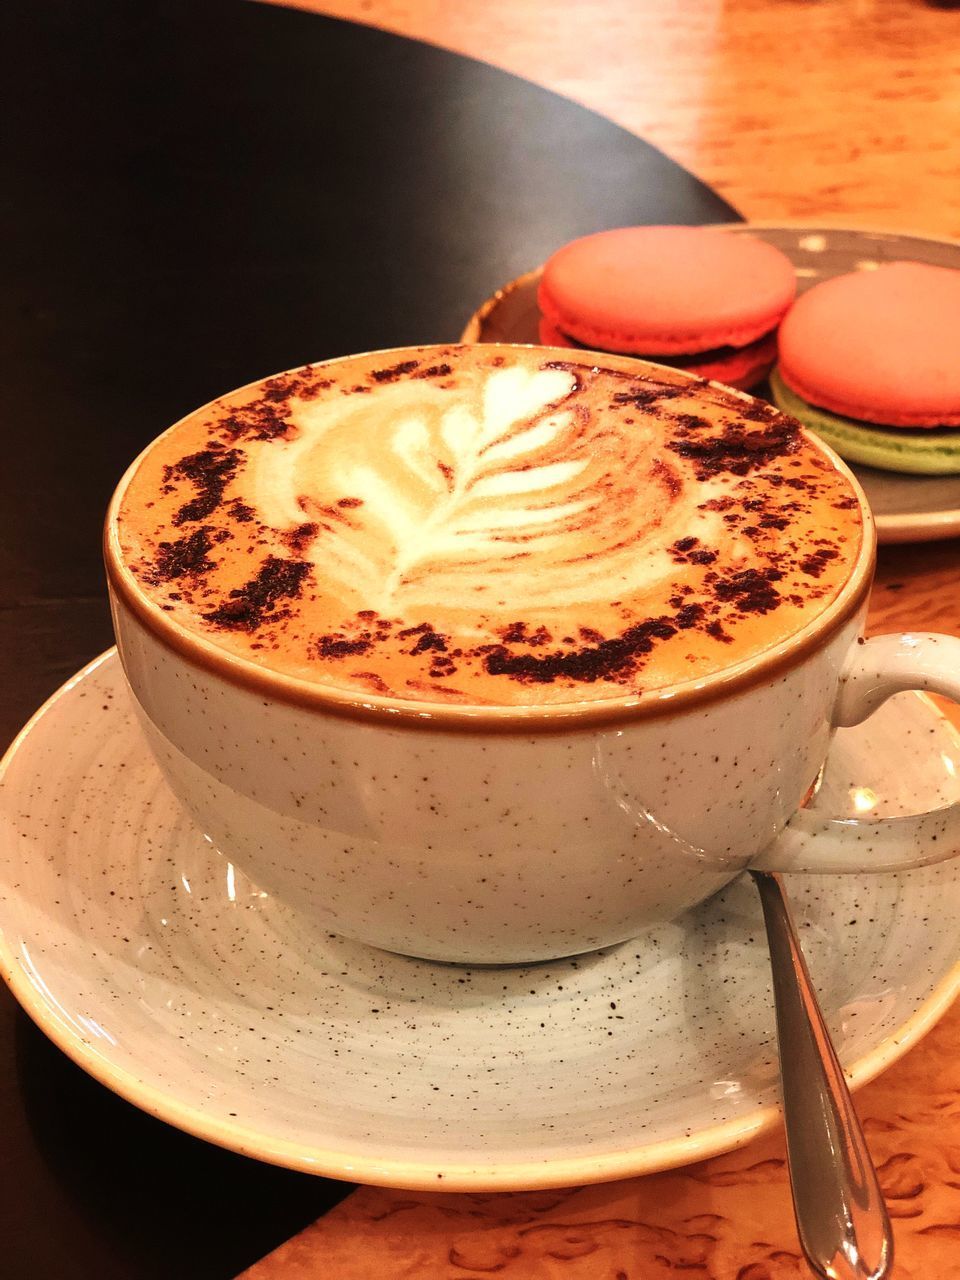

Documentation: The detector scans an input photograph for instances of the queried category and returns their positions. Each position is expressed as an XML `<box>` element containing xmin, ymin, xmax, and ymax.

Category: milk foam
<box><xmin>246</xmin><ymin>364</ymin><xmax>728</xmax><ymax>621</ymax></box>
<box><xmin>114</xmin><ymin>346</ymin><xmax>863</xmax><ymax>706</ymax></box>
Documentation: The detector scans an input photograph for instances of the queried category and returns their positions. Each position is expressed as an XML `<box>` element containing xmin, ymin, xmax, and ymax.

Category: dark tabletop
<box><xmin>0</xmin><ymin>2</ymin><xmax>737</xmax><ymax>1275</ymax></box>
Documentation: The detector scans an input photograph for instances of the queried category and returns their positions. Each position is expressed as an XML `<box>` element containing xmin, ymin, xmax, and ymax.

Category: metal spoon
<box><xmin>751</xmin><ymin>869</ymin><xmax>894</xmax><ymax>1280</ymax></box>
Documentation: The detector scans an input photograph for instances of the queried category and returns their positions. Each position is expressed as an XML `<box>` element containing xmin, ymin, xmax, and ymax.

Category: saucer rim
<box><xmin>1</xmin><ymin>648</ymin><xmax>959</xmax><ymax>1192</ymax></box>
<box><xmin>461</xmin><ymin>222</ymin><xmax>960</xmax><ymax>546</ymax></box>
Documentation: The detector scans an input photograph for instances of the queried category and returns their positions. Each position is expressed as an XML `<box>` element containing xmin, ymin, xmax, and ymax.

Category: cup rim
<box><xmin>104</xmin><ymin>343</ymin><xmax>876</xmax><ymax>734</ymax></box>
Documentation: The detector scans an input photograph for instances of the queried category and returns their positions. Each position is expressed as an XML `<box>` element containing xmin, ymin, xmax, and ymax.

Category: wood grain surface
<box><xmin>245</xmin><ymin>2</ymin><xmax>960</xmax><ymax>1274</ymax></box>
<box><xmin>873</xmin><ymin>540</ymin><xmax>960</xmax><ymax>730</ymax></box>
<box><xmin>282</xmin><ymin>0</ymin><xmax>960</xmax><ymax>238</ymax></box>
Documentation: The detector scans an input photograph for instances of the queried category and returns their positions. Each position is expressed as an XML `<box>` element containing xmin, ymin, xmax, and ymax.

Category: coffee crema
<box><xmin>113</xmin><ymin>345</ymin><xmax>863</xmax><ymax>706</ymax></box>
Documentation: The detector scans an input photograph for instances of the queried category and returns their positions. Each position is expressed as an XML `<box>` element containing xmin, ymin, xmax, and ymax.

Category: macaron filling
<box><xmin>770</xmin><ymin>368</ymin><xmax>960</xmax><ymax>476</ymax></box>
<box><xmin>538</xmin><ymin>316</ymin><xmax>778</xmax><ymax>390</ymax></box>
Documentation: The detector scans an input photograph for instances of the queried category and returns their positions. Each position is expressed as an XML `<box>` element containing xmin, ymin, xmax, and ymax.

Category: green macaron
<box><xmin>770</xmin><ymin>368</ymin><xmax>960</xmax><ymax>476</ymax></box>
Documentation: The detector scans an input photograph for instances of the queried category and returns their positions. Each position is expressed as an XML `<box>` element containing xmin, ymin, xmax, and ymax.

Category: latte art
<box><xmin>247</xmin><ymin>363</ymin><xmax>705</xmax><ymax>620</ymax></box>
<box><xmin>113</xmin><ymin>345</ymin><xmax>863</xmax><ymax>706</ymax></box>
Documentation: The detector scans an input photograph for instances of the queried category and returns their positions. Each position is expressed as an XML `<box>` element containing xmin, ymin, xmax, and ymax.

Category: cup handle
<box><xmin>752</xmin><ymin>633</ymin><xmax>960</xmax><ymax>874</ymax></box>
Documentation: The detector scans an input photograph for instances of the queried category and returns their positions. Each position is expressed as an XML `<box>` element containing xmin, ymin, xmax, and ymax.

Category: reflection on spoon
<box><xmin>752</xmin><ymin>869</ymin><xmax>893</xmax><ymax>1280</ymax></box>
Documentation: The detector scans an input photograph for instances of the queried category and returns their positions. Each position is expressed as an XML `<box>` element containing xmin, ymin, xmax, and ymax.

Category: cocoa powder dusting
<box><xmin>667</xmin><ymin>421</ymin><xmax>800</xmax><ymax>480</ymax></box>
<box><xmin>670</xmin><ymin>537</ymin><xmax>719</xmax><ymax>566</ymax></box>
<box><xmin>675</xmin><ymin>603</ymin><xmax>706</xmax><ymax>629</ymax></box>
<box><xmin>370</xmin><ymin>359</ymin><xmax>421</xmax><ymax>383</ymax></box>
<box><xmin>712</xmin><ymin>568</ymin><xmax>783</xmax><ymax>615</ymax></box>
<box><xmin>799</xmin><ymin>547</ymin><xmax>840</xmax><ymax>578</ymax></box>
<box><xmin>674</xmin><ymin>413</ymin><xmax>710</xmax><ymax>431</ymax></box>
<box><xmin>499</xmin><ymin>622</ymin><xmax>552</xmax><ymax>646</ymax></box>
<box><xmin>148</xmin><ymin>527</ymin><xmax>218</xmax><ymax>582</ymax></box>
<box><xmin>229</xmin><ymin>499</ymin><xmax>256</xmax><ymax>523</ymax></box>
<box><xmin>610</xmin><ymin>387</ymin><xmax>684</xmax><ymax>409</ymax></box>
<box><xmin>164</xmin><ymin>445</ymin><xmax>243</xmax><ymax>526</ymax></box>
<box><xmin>283</xmin><ymin>522</ymin><xmax>319</xmax><ymax>553</ymax></box>
<box><xmin>398</xmin><ymin>622</ymin><xmax>448</xmax><ymax>655</ymax></box>
<box><xmin>315</xmin><ymin>633</ymin><xmax>373</xmax><ymax>658</ymax></box>
<box><xmin>706</xmin><ymin>620</ymin><xmax>734</xmax><ymax>643</ymax></box>
<box><xmin>483</xmin><ymin>617</ymin><xmax>679</xmax><ymax>685</ymax></box>
<box><xmin>650</xmin><ymin>457</ymin><xmax>682</xmax><ymax>498</ymax></box>
<box><xmin>410</xmin><ymin>630</ymin><xmax>447</xmax><ymax>656</ymax></box>
<box><xmin>203</xmin><ymin>557</ymin><xmax>311</xmax><ymax>631</ymax></box>
<box><xmin>220</xmin><ymin>401</ymin><xmax>294</xmax><ymax>442</ymax></box>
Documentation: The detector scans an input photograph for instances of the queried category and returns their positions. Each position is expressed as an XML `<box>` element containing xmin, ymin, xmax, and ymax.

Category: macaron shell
<box><xmin>770</xmin><ymin>368</ymin><xmax>960</xmax><ymax>476</ymax></box>
<box><xmin>777</xmin><ymin>262</ymin><xmax>960</xmax><ymax>427</ymax></box>
<box><xmin>536</xmin><ymin>317</ymin><xmax>776</xmax><ymax>391</ymax></box>
<box><xmin>537</xmin><ymin>226</ymin><xmax>796</xmax><ymax>354</ymax></box>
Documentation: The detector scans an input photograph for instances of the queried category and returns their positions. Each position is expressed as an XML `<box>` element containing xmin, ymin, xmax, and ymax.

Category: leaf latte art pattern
<box><xmin>116</xmin><ymin>346</ymin><xmax>863</xmax><ymax>706</ymax></box>
<box><xmin>250</xmin><ymin>363</ymin><xmax>686</xmax><ymax>619</ymax></box>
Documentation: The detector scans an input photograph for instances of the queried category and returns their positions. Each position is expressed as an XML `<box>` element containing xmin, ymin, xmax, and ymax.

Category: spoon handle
<box><xmin>752</xmin><ymin>870</ymin><xmax>894</xmax><ymax>1280</ymax></box>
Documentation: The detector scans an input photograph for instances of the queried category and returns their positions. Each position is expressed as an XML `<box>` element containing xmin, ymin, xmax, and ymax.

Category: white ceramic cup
<box><xmin>105</xmin><ymin>356</ymin><xmax>960</xmax><ymax>964</ymax></box>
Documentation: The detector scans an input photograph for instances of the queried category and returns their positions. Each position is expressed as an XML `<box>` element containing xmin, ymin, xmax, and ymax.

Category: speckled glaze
<box><xmin>110</xmin><ymin>590</ymin><xmax>855</xmax><ymax>962</ymax></box>
<box><xmin>107</xmin><ymin>573</ymin><xmax>960</xmax><ymax>962</ymax></box>
<box><xmin>1</xmin><ymin>651</ymin><xmax>960</xmax><ymax>1189</ymax></box>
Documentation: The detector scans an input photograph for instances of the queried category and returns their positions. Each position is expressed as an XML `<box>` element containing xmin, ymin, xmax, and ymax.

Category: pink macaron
<box><xmin>536</xmin><ymin>225</ymin><xmax>797</xmax><ymax>390</ymax></box>
<box><xmin>777</xmin><ymin>261</ymin><xmax>960</xmax><ymax>428</ymax></box>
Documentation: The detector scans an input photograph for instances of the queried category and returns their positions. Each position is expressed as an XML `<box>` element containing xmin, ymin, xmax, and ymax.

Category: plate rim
<box><xmin>461</xmin><ymin>221</ymin><xmax>960</xmax><ymax>546</ymax></box>
<box><xmin>2</xmin><ymin>648</ymin><xmax>960</xmax><ymax>1192</ymax></box>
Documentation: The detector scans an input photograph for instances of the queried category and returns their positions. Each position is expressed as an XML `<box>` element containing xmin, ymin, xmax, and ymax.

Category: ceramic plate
<box><xmin>2</xmin><ymin>650</ymin><xmax>960</xmax><ymax>1191</ymax></box>
<box><xmin>462</xmin><ymin>225</ymin><xmax>960</xmax><ymax>545</ymax></box>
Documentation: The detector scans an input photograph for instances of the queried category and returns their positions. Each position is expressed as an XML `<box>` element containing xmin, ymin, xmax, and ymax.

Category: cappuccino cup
<box><xmin>105</xmin><ymin>345</ymin><xmax>960</xmax><ymax>963</ymax></box>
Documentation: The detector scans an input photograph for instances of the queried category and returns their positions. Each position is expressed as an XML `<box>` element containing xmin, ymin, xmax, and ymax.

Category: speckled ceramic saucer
<box><xmin>2</xmin><ymin>650</ymin><xmax>960</xmax><ymax>1192</ymax></box>
<box><xmin>463</xmin><ymin>225</ymin><xmax>960</xmax><ymax>545</ymax></box>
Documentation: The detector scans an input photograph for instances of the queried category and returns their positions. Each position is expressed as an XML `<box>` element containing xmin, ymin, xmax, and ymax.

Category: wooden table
<box><xmin>292</xmin><ymin>0</ymin><xmax>960</xmax><ymax>242</ymax></box>
<box><xmin>3</xmin><ymin>1</ymin><xmax>958</xmax><ymax>1275</ymax></box>
<box><xmin>239</xmin><ymin>2</ymin><xmax>960</xmax><ymax>1276</ymax></box>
